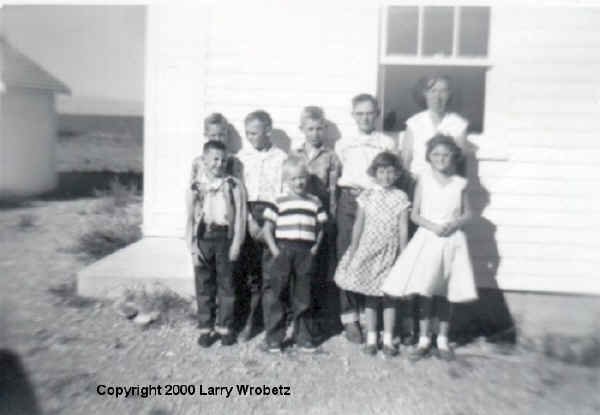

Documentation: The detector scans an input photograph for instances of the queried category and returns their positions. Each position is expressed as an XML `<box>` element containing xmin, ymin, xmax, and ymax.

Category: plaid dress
<box><xmin>334</xmin><ymin>187</ymin><xmax>410</xmax><ymax>296</ymax></box>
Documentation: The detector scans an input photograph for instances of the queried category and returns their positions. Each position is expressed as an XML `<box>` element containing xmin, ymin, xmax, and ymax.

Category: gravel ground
<box><xmin>1</xmin><ymin>198</ymin><xmax>599</xmax><ymax>415</ymax></box>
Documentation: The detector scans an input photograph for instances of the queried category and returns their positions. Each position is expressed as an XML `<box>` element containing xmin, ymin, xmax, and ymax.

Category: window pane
<box><xmin>422</xmin><ymin>6</ymin><xmax>454</xmax><ymax>57</ymax></box>
<box><xmin>386</xmin><ymin>6</ymin><xmax>418</xmax><ymax>55</ymax></box>
<box><xmin>459</xmin><ymin>7</ymin><xmax>490</xmax><ymax>56</ymax></box>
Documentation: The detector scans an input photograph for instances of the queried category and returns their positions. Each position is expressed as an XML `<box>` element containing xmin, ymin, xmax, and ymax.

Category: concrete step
<box><xmin>77</xmin><ymin>237</ymin><xmax>194</xmax><ymax>298</ymax></box>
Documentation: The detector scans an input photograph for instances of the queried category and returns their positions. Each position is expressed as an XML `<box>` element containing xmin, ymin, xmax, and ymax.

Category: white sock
<box><xmin>366</xmin><ymin>331</ymin><xmax>377</xmax><ymax>345</ymax></box>
<box><xmin>417</xmin><ymin>335</ymin><xmax>431</xmax><ymax>349</ymax></box>
<box><xmin>437</xmin><ymin>335</ymin><xmax>449</xmax><ymax>351</ymax></box>
<box><xmin>383</xmin><ymin>332</ymin><xmax>394</xmax><ymax>347</ymax></box>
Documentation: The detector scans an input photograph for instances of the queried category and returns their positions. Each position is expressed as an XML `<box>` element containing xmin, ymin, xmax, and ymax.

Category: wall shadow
<box><xmin>227</xmin><ymin>123</ymin><xmax>243</xmax><ymax>154</ymax></box>
<box><xmin>450</xmin><ymin>141</ymin><xmax>516</xmax><ymax>344</ymax></box>
<box><xmin>324</xmin><ymin>119</ymin><xmax>342</xmax><ymax>150</ymax></box>
<box><xmin>0</xmin><ymin>349</ymin><xmax>41</xmax><ymax>415</ymax></box>
<box><xmin>270</xmin><ymin>128</ymin><xmax>292</xmax><ymax>153</ymax></box>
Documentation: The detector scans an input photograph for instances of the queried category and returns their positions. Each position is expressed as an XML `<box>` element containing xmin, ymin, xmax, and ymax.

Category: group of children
<box><xmin>185</xmin><ymin>94</ymin><xmax>477</xmax><ymax>359</ymax></box>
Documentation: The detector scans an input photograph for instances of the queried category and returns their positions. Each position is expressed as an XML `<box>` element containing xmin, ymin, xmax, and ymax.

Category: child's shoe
<box><xmin>409</xmin><ymin>336</ymin><xmax>432</xmax><ymax>362</ymax></box>
<box><xmin>436</xmin><ymin>336</ymin><xmax>455</xmax><ymax>361</ymax></box>
<box><xmin>382</xmin><ymin>344</ymin><xmax>399</xmax><ymax>358</ymax></box>
<box><xmin>260</xmin><ymin>340</ymin><xmax>282</xmax><ymax>354</ymax></box>
<box><xmin>343</xmin><ymin>322</ymin><xmax>364</xmax><ymax>344</ymax></box>
<box><xmin>297</xmin><ymin>341</ymin><xmax>318</xmax><ymax>354</ymax></box>
<box><xmin>220</xmin><ymin>331</ymin><xmax>237</xmax><ymax>346</ymax></box>
<box><xmin>362</xmin><ymin>343</ymin><xmax>378</xmax><ymax>356</ymax></box>
<box><xmin>197</xmin><ymin>331</ymin><xmax>217</xmax><ymax>348</ymax></box>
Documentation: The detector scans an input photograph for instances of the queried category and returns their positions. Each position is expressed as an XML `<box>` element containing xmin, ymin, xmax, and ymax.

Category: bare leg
<box><xmin>383</xmin><ymin>306</ymin><xmax>396</xmax><ymax>347</ymax></box>
<box><xmin>364</xmin><ymin>307</ymin><xmax>378</xmax><ymax>345</ymax></box>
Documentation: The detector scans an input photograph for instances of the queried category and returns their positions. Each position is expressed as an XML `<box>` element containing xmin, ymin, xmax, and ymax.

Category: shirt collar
<box><xmin>298</xmin><ymin>143</ymin><xmax>325</xmax><ymax>161</ymax></box>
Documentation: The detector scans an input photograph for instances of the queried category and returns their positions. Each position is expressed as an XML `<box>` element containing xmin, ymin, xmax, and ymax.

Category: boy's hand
<box><xmin>248</xmin><ymin>217</ymin><xmax>262</xmax><ymax>240</ymax></box>
<box><xmin>310</xmin><ymin>244</ymin><xmax>319</xmax><ymax>256</ymax></box>
<box><xmin>228</xmin><ymin>245</ymin><xmax>240</xmax><ymax>262</ymax></box>
<box><xmin>270</xmin><ymin>246</ymin><xmax>281</xmax><ymax>258</ymax></box>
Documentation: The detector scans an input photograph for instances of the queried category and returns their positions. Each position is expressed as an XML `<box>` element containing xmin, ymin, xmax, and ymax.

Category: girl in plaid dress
<box><xmin>334</xmin><ymin>152</ymin><xmax>410</xmax><ymax>357</ymax></box>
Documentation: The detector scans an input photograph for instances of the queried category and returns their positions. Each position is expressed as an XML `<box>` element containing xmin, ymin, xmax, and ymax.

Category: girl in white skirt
<box><xmin>382</xmin><ymin>134</ymin><xmax>477</xmax><ymax>360</ymax></box>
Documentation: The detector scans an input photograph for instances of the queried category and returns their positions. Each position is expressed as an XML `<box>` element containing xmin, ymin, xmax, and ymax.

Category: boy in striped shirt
<box><xmin>262</xmin><ymin>156</ymin><xmax>327</xmax><ymax>353</ymax></box>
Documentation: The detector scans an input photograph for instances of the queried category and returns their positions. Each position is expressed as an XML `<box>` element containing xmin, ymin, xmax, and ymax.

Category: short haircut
<box><xmin>351</xmin><ymin>93</ymin><xmax>380</xmax><ymax>112</ymax></box>
<box><xmin>367</xmin><ymin>151</ymin><xmax>403</xmax><ymax>177</ymax></box>
<box><xmin>299</xmin><ymin>106</ymin><xmax>325</xmax><ymax>127</ymax></box>
<box><xmin>203</xmin><ymin>139</ymin><xmax>227</xmax><ymax>154</ymax></box>
<box><xmin>413</xmin><ymin>75</ymin><xmax>453</xmax><ymax>108</ymax></box>
<box><xmin>282</xmin><ymin>155</ymin><xmax>308</xmax><ymax>180</ymax></box>
<box><xmin>203</xmin><ymin>113</ymin><xmax>229</xmax><ymax>133</ymax></box>
<box><xmin>425</xmin><ymin>134</ymin><xmax>463</xmax><ymax>165</ymax></box>
<box><xmin>244</xmin><ymin>110</ymin><xmax>273</xmax><ymax>129</ymax></box>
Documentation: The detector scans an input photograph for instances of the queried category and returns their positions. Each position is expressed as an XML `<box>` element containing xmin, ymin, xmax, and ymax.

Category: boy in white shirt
<box><xmin>185</xmin><ymin>140</ymin><xmax>247</xmax><ymax>347</ymax></box>
<box><xmin>236</xmin><ymin>110</ymin><xmax>288</xmax><ymax>340</ymax></box>
<box><xmin>334</xmin><ymin>94</ymin><xmax>397</xmax><ymax>344</ymax></box>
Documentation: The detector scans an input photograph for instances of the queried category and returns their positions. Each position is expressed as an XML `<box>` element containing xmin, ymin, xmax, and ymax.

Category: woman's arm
<box><xmin>401</xmin><ymin>127</ymin><xmax>414</xmax><ymax>174</ymax></box>
<box><xmin>410</xmin><ymin>180</ymin><xmax>445</xmax><ymax>236</ymax></box>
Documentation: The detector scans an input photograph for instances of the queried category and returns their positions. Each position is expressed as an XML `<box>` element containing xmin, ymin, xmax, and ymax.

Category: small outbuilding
<box><xmin>0</xmin><ymin>37</ymin><xmax>70</xmax><ymax>198</ymax></box>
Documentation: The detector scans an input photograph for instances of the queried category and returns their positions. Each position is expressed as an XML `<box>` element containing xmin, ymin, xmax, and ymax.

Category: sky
<box><xmin>2</xmin><ymin>5</ymin><xmax>145</xmax><ymax>115</ymax></box>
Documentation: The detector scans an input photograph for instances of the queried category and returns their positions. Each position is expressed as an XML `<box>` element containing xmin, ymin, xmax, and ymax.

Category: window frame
<box><xmin>380</xmin><ymin>4</ymin><xmax>492</xmax><ymax>67</ymax></box>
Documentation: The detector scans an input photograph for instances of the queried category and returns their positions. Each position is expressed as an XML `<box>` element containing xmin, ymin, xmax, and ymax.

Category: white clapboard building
<box><xmin>0</xmin><ymin>37</ymin><xmax>70</xmax><ymax>198</ymax></box>
<box><xmin>79</xmin><ymin>1</ymin><xmax>600</xmax><ymax>300</ymax></box>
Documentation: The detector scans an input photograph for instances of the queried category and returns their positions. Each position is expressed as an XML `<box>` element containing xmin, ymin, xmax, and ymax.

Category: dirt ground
<box><xmin>1</xmin><ymin>197</ymin><xmax>600</xmax><ymax>415</ymax></box>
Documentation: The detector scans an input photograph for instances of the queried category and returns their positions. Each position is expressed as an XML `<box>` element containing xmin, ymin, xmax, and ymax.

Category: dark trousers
<box><xmin>263</xmin><ymin>241</ymin><xmax>315</xmax><ymax>344</ymax></box>
<box><xmin>195</xmin><ymin>233</ymin><xmax>236</xmax><ymax>333</ymax></box>
<box><xmin>336</xmin><ymin>188</ymin><xmax>364</xmax><ymax>324</ymax></box>
<box><xmin>310</xmin><ymin>223</ymin><xmax>339</xmax><ymax>334</ymax></box>
<box><xmin>237</xmin><ymin>202</ymin><xmax>271</xmax><ymax>330</ymax></box>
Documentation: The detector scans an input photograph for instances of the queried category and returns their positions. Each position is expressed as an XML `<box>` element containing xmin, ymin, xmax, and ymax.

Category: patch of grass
<box><xmin>76</xmin><ymin>221</ymin><xmax>141</xmax><ymax>260</ymax></box>
<box><xmin>121</xmin><ymin>286</ymin><xmax>196</xmax><ymax>327</ymax></box>
<box><xmin>72</xmin><ymin>181</ymin><xmax>142</xmax><ymax>260</ymax></box>
<box><xmin>93</xmin><ymin>178</ymin><xmax>141</xmax><ymax>208</ymax></box>
<box><xmin>541</xmin><ymin>333</ymin><xmax>600</xmax><ymax>367</ymax></box>
<box><xmin>17</xmin><ymin>214</ymin><xmax>37</xmax><ymax>230</ymax></box>
<box><xmin>48</xmin><ymin>282</ymin><xmax>98</xmax><ymax>308</ymax></box>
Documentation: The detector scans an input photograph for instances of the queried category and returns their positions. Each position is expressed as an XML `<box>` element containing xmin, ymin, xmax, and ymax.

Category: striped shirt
<box><xmin>263</xmin><ymin>193</ymin><xmax>328</xmax><ymax>242</ymax></box>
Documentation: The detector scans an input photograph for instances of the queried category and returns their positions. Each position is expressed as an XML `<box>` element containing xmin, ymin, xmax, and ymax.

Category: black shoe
<box><xmin>343</xmin><ymin>322</ymin><xmax>364</xmax><ymax>344</ymax></box>
<box><xmin>197</xmin><ymin>332</ymin><xmax>217</xmax><ymax>348</ymax></box>
<box><xmin>363</xmin><ymin>343</ymin><xmax>378</xmax><ymax>356</ymax></box>
<box><xmin>260</xmin><ymin>341</ymin><xmax>282</xmax><ymax>354</ymax></box>
<box><xmin>437</xmin><ymin>346</ymin><xmax>455</xmax><ymax>361</ymax></box>
<box><xmin>409</xmin><ymin>344</ymin><xmax>431</xmax><ymax>362</ymax></box>
<box><xmin>382</xmin><ymin>344</ymin><xmax>399</xmax><ymax>358</ymax></box>
<box><xmin>297</xmin><ymin>341</ymin><xmax>318</xmax><ymax>353</ymax></box>
<box><xmin>220</xmin><ymin>332</ymin><xmax>237</xmax><ymax>346</ymax></box>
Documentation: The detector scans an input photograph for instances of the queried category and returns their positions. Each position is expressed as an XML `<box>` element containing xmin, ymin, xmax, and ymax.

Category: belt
<box><xmin>198</xmin><ymin>223</ymin><xmax>230</xmax><ymax>240</ymax></box>
<box><xmin>339</xmin><ymin>186</ymin><xmax>363</xmax><ymax>197</ymax></box>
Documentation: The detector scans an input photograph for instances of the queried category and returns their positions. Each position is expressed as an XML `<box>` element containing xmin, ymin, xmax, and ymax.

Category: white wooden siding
<box><xmin>478</xmin><ymin>6</ymin><xmax>600</xmax><ymax>293</ymax></box>
<box><xmin>204</xmin><ymin>2</ymin><xmax>380</xmax><ymax>151</ymax></box>
<box><xmin>143</xmin><ymin>3</ymin><xmax>600</xmax><ymax>295</ymax></box>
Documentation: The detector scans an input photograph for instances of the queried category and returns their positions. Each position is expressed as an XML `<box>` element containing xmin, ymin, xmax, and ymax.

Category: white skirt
<box><xmin>381</xmin><ymin>227</ymin><xmax>478</xmax><ymax>303</ymax></box>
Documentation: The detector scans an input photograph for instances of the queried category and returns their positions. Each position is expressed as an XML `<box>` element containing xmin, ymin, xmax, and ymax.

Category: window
<box><xmin>379</xmin><ymin>5</ymin><xmax>491</xmax><ymax>133</ymax></box>
<box><xmin>382</xmin><ymin>5</ymin><xmax>491</xmax><ymax>64</ymax></box>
